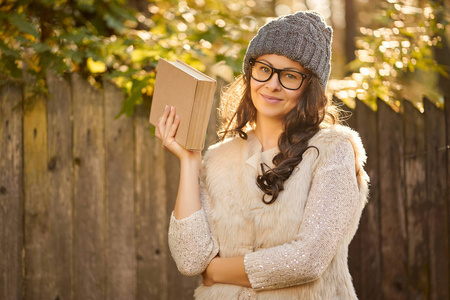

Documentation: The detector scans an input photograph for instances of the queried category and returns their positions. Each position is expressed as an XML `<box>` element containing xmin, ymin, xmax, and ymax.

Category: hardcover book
<box><xmin>149</xmin><ymin>59</ymin><xmax>217</xmax><ymax>150</ymax></box>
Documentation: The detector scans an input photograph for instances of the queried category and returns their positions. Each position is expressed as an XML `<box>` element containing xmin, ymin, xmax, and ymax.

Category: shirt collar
<box><xmin>245</xmin><ymin>131</ymin><xmax>279</xmax><ymax>171</ymax></box>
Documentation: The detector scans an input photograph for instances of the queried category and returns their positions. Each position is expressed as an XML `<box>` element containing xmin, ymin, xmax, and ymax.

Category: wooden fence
<box><xmin>1</xmin><ymin>72</ymin><xmax>449</xmax><ymax>300</ymax></box>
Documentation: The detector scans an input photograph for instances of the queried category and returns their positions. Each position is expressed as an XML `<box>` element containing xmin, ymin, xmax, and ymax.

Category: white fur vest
<box><xmin>192</xmin><ymin>125</ymin><xmax>369</xmax><ymax>299</ymax></box>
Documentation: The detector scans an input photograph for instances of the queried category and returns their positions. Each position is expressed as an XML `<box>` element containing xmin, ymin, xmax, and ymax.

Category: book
<box><xmin>149</xmin><ymin>58</ymin><xmax>217</xmax><ymax>151</ymax></box>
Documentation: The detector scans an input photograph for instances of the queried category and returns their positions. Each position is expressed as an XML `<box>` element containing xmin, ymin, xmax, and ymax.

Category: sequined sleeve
<box><xmin>243</xmin><ymin>139</ymin><xmax>360</xmax><ymax>290</ymax></box>
<box><xmin>168</xmin><ymin>181</ymin><xmax>219</xmax><ymax>276</ymax></box>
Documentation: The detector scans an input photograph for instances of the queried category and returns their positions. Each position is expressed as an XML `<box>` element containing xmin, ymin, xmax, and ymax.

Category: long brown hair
<box><xmin>219</xmin><ymin>69</ymin><xmax>339</xmax><ymax>204</ymax></box>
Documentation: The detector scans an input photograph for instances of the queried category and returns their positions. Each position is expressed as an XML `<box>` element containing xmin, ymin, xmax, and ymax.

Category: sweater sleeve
<box><xmin>243</xmin><ymin>139</ymin><xmax>360</xmax><ymax>290</ymax></box>
<box><xmin>168</xmin><ymin>180</ymin><xmax>219</xmax><ymax>276</ymax></box>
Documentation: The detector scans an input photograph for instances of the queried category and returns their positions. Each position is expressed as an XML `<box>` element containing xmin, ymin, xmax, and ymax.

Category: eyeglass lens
<box><xmin>251</xmin><ymin>61</ymin><xmax>305</xmax><ymax>90</ymax></box>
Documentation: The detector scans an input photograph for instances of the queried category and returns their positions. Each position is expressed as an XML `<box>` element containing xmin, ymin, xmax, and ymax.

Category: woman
<box><xmin>156</xmin><ymin>11</ymin><xmax>369</xmax><ymax>300</ymax></box>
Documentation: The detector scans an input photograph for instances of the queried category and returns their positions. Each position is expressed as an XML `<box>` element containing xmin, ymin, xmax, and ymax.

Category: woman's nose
<box><xmin>265</xmin><ymin>73</ymin><xmax>282</xmax><ymax>91</ymax></box>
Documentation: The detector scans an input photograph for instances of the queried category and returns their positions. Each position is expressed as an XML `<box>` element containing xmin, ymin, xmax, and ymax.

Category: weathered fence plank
<box><xmin>23</xmin><ymin>94</ymin><xmax>52</xmax><ymax>299</ymax></box>
<box><xmin>446</xmin><ymin>95</ymin><xmax>450</xmax><ymax>299</ymax></box>
<box><xmin>404</xmin><ymin>101</ymin><xmax>428</xmax><ymax>299</ymax></box>
<box><xmin>0</xmin><ymin>84</ymin><xmax>23</xmax><ymax>300</ymax></box>
<box><xmin>104</xmin><ymin>81</ymin><xmax>136</xmax><ymax>299</ymax></box>
<box><xmin>355</xmin><ymin>100</ymin><xmax>382</xmax><ymax>300</ymax></box>
<box><xmin>135</xmin><ymin>102</ymin><xmax>169</xmax><ymax>300</ymax></box>
<box><xmin>377</xmin><ymin>99</ymin><xmax>407</xmax><ymax>300</ymax></box>
<box><xmin>46</xmin><ymin>72</ymin><xmax>74</xmax><ymax>300</ymax></box>
<box><xmin>424</xmin><ymin>98</ymin><xmax>449</xmax><ymax>300</ymax></box>
<box><xmin>72</xmin><ymin>73</ymin><xmax>106</xmax><ymax>300</ymax></box>
<box><xmin>166</xmin><ymin>150</ymin><xmax>200</xmax><ymax>300</ymax></box>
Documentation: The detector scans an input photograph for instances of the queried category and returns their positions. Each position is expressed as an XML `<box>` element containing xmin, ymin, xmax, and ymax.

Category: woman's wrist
<box><xmin>202</xmin><ymin>257</ymin><xmax>218</xmax><ymax>286</ymax></box>
<box><xmin>173</xmin><ymin>151</ymin><xmax>202</xmax><ymax>220</ymax></box>
<box><xmin>180</xmin><ymin>151</ymin><xmax>201</xmax><ymax>171</ymax></box>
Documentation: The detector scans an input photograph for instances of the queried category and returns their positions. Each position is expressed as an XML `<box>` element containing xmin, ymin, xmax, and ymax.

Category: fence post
<box><xmin>104</xmin><ymin>81</ymin><xmax>137</xmax><ymax>299</ymax></box>
<box><xmin>403</xmin><ymin>101</ymin><xmax>428</xmax><ymax>299</ymax></box>
<box><xmin>135</xmin><ymin>100</ymin><xmax>169</xmax><ymax>300</ymax></box>
<box><xmin>46</xmin><ymin>72</ymin><xmax>74</xmax><ymax>299</ymax></box>
<box><xmin>377</xmin><ymin>99</ymin><xmax>407</xmax><ymax>300</ymax></box>
<box><xmin>23</xmin><ymin>90</ymin><xmax>52</xmax><ymax>299</ymax></box>
<box><xmin>0</xmin><ymin>84</ymin><xmax>24</xmax><ymax>300</ymax></box>
<box><xmin>446</xmin><ymin>95</ymin><xmax>450</xmax><ymax>299</ymax></box>
<box><xmin>424</xmin><ymin>98</ymin><xmax>449</xmax><ymax>300</ymax></box>
<box><xmin>72</xmin><ymin>73</ymin><xmax>106</xmax><ymax>300</ymax></box>
<box><xmin>355</xmin><ymin>99</ymin><xmax>382</xmax><ymax>300</ymax></box>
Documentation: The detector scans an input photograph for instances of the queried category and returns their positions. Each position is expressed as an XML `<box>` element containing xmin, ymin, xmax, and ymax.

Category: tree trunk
<box><xmin>345</xmin><ymin>0</ymin><xmax>356</xmax><ymax>65</ymax></box>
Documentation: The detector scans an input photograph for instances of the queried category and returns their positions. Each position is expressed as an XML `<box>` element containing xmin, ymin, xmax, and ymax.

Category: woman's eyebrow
<box><xmin>259</xmin><ymin>59</ymin><xmax>306</xmax><ymax>73</ymax></box>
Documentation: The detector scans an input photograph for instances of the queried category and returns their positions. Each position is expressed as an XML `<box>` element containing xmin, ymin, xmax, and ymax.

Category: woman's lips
<box><xmin>261</xmin><ymin>94</ymin><xmax>283</xmax><ymax>104</ymax></box>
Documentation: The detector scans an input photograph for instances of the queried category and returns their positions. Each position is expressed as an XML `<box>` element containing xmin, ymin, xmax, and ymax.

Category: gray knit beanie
<box><xmin>243</xmin><ymin>11</ymin><xmax>333</xmax><ymax>89</ymax></box>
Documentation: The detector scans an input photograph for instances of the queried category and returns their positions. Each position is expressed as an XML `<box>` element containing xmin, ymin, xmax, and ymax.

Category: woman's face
<box><xmin>250</xmin><ymin>54</ymin><xmax>310</xmax><ymax>123</ymax></box>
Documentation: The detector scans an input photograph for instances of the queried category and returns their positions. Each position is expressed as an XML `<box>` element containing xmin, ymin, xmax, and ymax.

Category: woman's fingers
<box><xmin>155</xmin><ymin>124</ymin><xmax>161</xmax><ymax>139</ymax></box>
<box><xmin>153</xmin><ymin>105</ymin><xmax>198</xmax><ymax>161</ymax></box>
<box><xmin>167</xmin><ymin>111</ymin><xmax>180</xmax><ymax>139</ymax></box>
<box><xmin>163</xmin><ymin>106</ymin><xmax>176</xmax><ymax>140</ymax></box>
<box><xmin>155</xmin><ymin>105</ymin><xmax>182</xmax><ymax>153</ymax></box>
<box><xmin>155</xmin><ymin>105</ymin><xmax>171</xmax><ymax>140</ymax></box>
<box><xmin>157</xmin><ymin>105</ymin><xmax>170</xmax><ymax>131</ymax></box>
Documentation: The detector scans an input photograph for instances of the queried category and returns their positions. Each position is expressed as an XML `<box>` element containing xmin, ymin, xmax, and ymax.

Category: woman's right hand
<box><xmin>155</xmin><ymin>105</ymin><xmax>201</xmax><ymax>164</ymax></box>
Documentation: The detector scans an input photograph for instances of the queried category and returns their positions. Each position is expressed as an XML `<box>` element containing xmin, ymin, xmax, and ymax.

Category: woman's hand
<box><xmin>155</xmin><ymin>105</ymin><xmax>200</xmax><ymax>163</ymax></box>
<box><xmin>201</xmin><ymin>256</ymin><xmax>252</xmax><ymax>287</ymax></box>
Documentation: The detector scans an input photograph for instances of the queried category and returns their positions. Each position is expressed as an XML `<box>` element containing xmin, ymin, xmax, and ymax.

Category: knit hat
<box><xmin>243</xmin><ymin>11</ymin><xmax>333</xmax><ymax>89</ymax></box>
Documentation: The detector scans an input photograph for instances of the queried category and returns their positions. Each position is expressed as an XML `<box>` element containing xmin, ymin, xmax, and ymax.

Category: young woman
<box><xmin>156</xmin><ymin>11</ymin><xmax>369</xmax><ymax>300</ymax></box>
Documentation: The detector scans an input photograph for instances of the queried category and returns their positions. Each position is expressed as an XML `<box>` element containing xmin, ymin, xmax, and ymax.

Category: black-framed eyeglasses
<box><xmin>250</xmin><ymin>60</ymin><xmax>309</xmax><ymax>90</ymax></box>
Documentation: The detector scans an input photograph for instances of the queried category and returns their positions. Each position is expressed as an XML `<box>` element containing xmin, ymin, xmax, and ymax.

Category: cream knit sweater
<box><xmin>168</xmin><ymin>125</ymin><xmax>369</xmax><ymax>299</ymax></box>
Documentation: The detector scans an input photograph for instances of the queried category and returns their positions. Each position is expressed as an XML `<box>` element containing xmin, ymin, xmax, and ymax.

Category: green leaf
<box><xmin>32</xmin><ymin>42</ymin><xmax>52</xmax><ymax>53</ymax></box>
<box><xmin>104</xmin><ymin>14</ymin><xmax>125</xmax><ymax>31</ymax></box>
<box><xmin>149</xmin><ymin>125</ymin><xmax>156</xmax><ymax>136</ymax></box>
<box><xmin>86</xmin><ymin>57</ymin><xmax>107</xmax><ymax>73</ymax></box>
<box><xmin>61</xmin><ymin>49</ymin><xmax>84</xmax><ymax>63</ymax></box>
<box><xmin>39</xmin><ymin>51</ymin><xmax>56</xmax><ymax>70</ymax></box>
<box><xmin>435</xmin><ymin>64</ymin><xmax>449</xmax><ymax>77</ymax></box>
<box><xmin>15</xmin><ymin>35</ymin><xmax>34</xmax><ymax>45</ymax></box>
<box><xmin>0</xmin><ymin>11</ymin><xmax>11</xmax><ymax>20</ymax></box>
<box><xmin>109</xmin><ymin>3</ymin><xmax>137</xmax><ymax>22</ymax></box>
<box><xmin>0</xmin><ymin>41</ymin><xmax>20</xmax><ymax>58</ymax></box>
<box><xmin>40</xmin><ymin>0</ymin><xmax>54</xmax><ymax>7</ymax></box>
<box><xmin>51</xmin><ymin>56</ymin><xmax>70</xmax><ymax>74</ymax></box>
<box><xmin>60</xmin><ymin>31</ymin><xmax>90</xmax><ymax>43</ymax></box>
<box><xmin>9</xmin><ymin>14</ymin><xmax>40</xmax><ymax>38</ymax></box>
<box><xmin>76</xmin><ymin>0</ymin><xmax>95</xmax><ymax>12</ymax></box>
<box><xmin>131</xmin><ymin>49</ymin><xmax>161</xmax><ymax>63</ymax></box>
<box><xmin>119</xmin><ymin>78</ymin><xmax>149</xmax><ymax>116</ymax></box>
<box><xmin>4</xmin><ymin>58</ymin><xmax>22</xmax><ymax>78</ymax></box>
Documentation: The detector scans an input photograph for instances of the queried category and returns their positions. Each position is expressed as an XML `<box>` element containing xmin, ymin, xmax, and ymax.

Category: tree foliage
<box><xmin>329</xmin><ymin>0</ymin><xmax>448</xmax><ymax>110</ymax></box>
<box><xmin>0</xmin><ymin>0</ymin><xmax>266</xmax><ymax>115</ymax></box>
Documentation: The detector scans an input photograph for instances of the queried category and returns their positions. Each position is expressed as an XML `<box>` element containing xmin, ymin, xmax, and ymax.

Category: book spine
<box><xmin>186</xmin><ymin>81</ymin><xmax>216</xmax><ymax>150</ymax></box>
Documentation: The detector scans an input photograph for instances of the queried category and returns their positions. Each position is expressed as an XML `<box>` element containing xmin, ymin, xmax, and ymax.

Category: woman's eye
<box><xmin>284</xmin><ymin>72</ymin><xmax>299</xmax><ymax>80</ymax></box>
<box><xmin>261</xmin><ymin>66</ymin><xmax>271</xmax><ymax>73</ymax></box>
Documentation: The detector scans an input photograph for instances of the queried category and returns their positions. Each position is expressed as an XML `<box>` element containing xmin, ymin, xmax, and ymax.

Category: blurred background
<box><xmin>1</xmin><ymin>0</ymin><xmax>449</xmax><ymax>111</ymax></box>
<box><xmin>0</xmin><ymin>0</ymin><xmax>449</xmax><ymax>299</ymax></box>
